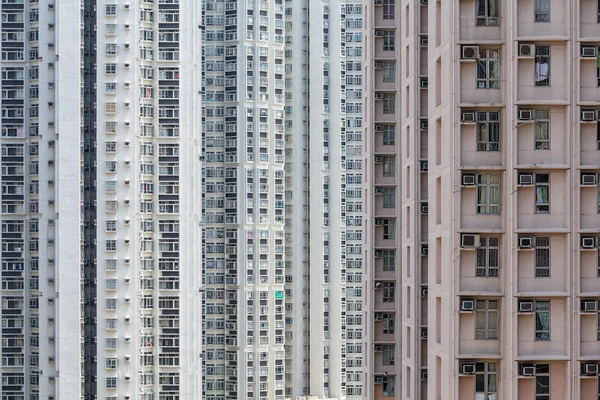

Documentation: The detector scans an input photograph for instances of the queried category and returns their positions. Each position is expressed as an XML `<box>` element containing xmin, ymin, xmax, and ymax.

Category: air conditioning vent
<box><xmin>582</xmin><ymin>173</ymin><xmax>597</xmax><ymax>186</ymax></box>
<box><xmin>460</xmin><ymin>299</ymin><xmax>474</xmax><ymax>312</ymax></box>
<box><xmin>519</xmin><ymin>44</ymin><xmax>535</xmax><ymax>58</ymax></box>
<box><xmin>581</xmin><ymin>110</ymin><xmax>598</xmax><ymax>122</ymax></box>
<box><xmin>461</xmin><ymin>234</ymin><xmax>481</xmax><ymax>249</ymax></box>
<box><xmin>461</xmin><ymin>363</ymin><xmax>476</xmax><ymax>375</ymax></box>
<box><xmin>581</xmin><ymin>300</ymin><xmax>598</xmax><ymax>313</ymax></box>
<box><xmin>518</xmin><ymin>110</ymin><xmax>533</xmax><ymax>121</ymax></box>
<box><xmin>462</xmin><ymin>174</ymin><xmax>476</xmax><ymax>186</ymax></box>
<box><xmin>461</xmin><ymin>112</ymin><xmax>475</xmax><ymax>123</ymax></box>
<box><xmin>519</xmin><ymin>301</ymin><xmax>534</xmax><ymax>313</ymax></box>
<box><xmin>581</xmin><ymin>46</ymin><xmax>598</xmax><ymax>58</ymax></box>
<box><xmin>518</xmin><ymin>173</ymin><xmax>534</xmax><ymax>186</ymax></box>
<box><xmin>461</xmin><ymin>46</ymin><xmax>479</xmax><ymax>60</ymax></box>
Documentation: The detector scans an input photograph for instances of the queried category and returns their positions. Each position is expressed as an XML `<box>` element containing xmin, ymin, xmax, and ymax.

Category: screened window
<box><xmin>534</xmin><ymin>0</ymin><xmax>550</xmax><ymax>22</ymax></box>
<box><xmin>535</xmin><ymin>364</ymin><xmax>550</xmax><ymax>399</ymax></box>
<box><xmin>535</xmin><ymin>301</ymin><xmax>550</xmax><ymax>341</ymax></box>
<box><xmin>382</xmin><ymin>188</ymin><xmax>395</xmax><ymax>209</ymax></box>
<box><xmin>382</xmin><ymin>125</ymin><xmax>395</xmax><ymax>145</ymax></box>
<box><xmin>475</xmin><ymin>0</ymin><xmax>499</xmax><ymax>26</ymax></box>
<box><xmin>476</xmin><ymin>49</ymin><xmax>500</xmax><ymax>89</ymax></box>
<box><xmin>475</xmin><ymin>362</ymin><xmax>498</xmax><ymax>399</ymax></box>
<box><xmin>535</xmin><ymin>46</ymin><xmax>550</xmax><ymax>86</ymax></box>
<box><xmin>383</xmin><ymin>0</ymin><xmax>395</xmax><ymax>19</ymax></box>
<box><xmin>534</xmin><ymin>173</ymin><xmax>550</xmax><ymax>213</ymax></box>
<box><xmin>535</xmin><ymin>237</ymin><xmax>550</xmax><ymax>277</ymax></box>
<box><xmin>476</xmin><ymin>174</ymin><xmax>500</xmax><ymax>215</ymax></box>
<box><xmin>476</xmin><ymin>236</ymin><xmax>499</xmax><ymax>277</ymax></box>
<box><xmin>476</xmin><ymin>111</ymin><xmax>500</xmax><ymax>151</ymax></box>
<box><xmin>534</xmin><ymin>110</ymin><xmax>550</xmax><ymax>150</ymax></box>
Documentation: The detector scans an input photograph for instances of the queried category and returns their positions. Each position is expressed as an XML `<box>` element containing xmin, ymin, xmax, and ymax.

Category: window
<box><xmin>476</xmin><ymin>174</ymin><xmax>500</xmax><ymax>215</ymax></box>
<box><xmin>383</xmin><ymin>220</ymin><xmax>395</xmax><ymax>240</ymax></box>
<box><xmin>473</xmin><ymin>362</ymin><xmax>498</xmax><ymax>398</ymax></box>
<box><xmin>534</xmin><ymin>0</ymin><xmax>550</xmax><ymax>22</ymax></box>
<box><xmin>382</xmin><ymin>375</ymin><xmax>395</xmax><ymax>396</ymax></box>
<box><xmin>535</xmin><ymin>237</ymin><xmax>550</xmax><ymax>277</ymax></box>
<box><xmin>373</xmin><ymin>61</ymin><xmax>392</xmax><ymax>85</ymax></box>
<box><xmin>382</xmin><ymin>250</ymin><xmax>395</xmax><ymax>271</ymax></box>
<box><xmin>105</xmin><ymin>240</ymin><xmax>117</xmax><ymax>252</ymax></box>
<box><xmin>532</xmin><ymin>109</ymin><xmax>552</xmax><ymax>149</ymax></box>
<box><xmin>477</xmin><ymin>49</ymin><xmax>500</xmax><ymax>89</ymax></box>
<box><xmin>382</xmin><ymin>125</ymin><xmax>395</xmax><ymax>145</ymax></box>
<box><xmin>535</xmin><ymin>364</ymin><xmax>550</xmax><ymax>399</ymax></box>
<box><xmin>475</xmin><ymin>300</ymin><xmax>499</xmax><ymax>339</ymax></box>
<box><xmin>105</xmin><ymin>4</ymin><xmax>117</xmax><ymax>15</ymax></box>
<box><xmin>476</xmin><ymin>111</ymin><xmax>500</xmax><ymax>151</ymax></box>
<box><xmin>534</xmin><ymin>301</ymin><xmax>550</xmax><ymax>340</ymax></box>
<box><xmin>105</xmin><ymin>63</ymin><xmax>117</xmax><ymax>75</ymax></box>
<box><xmin>105</xmin><ymin>220</ymin><xmax>116</xmax><ymax>232</ymax></box>
<box><xmin>534</xmin><ymin>173</ymin><xmax>550</xmax><ymax>213</ymax></box>
<box><xmin>105</xmin><ymin>299</ymin><xmax>117</xmax><ymax>310</ymax></box>
<box><xmin>106</xmin><ymin>377</ymin><xmax>117</xmax><ymax>389</ymax></box>
<box><xmin>475</xmin><ymin>0</ymin><xmax>499</xmax><ymax>26</ymax></box>
<box><xmin>382</xmin><ymin>30</ymin><xmax>395</xmax><ymax>51</ymax></box>
<box><xmin>382</xmin><ymin>282</ymin><xmax>395</xmax><ymax>302</ymax></box>
<box><xmin>382</xmin><ymin>344</ymin><xmax>395</xmax><ymax>365</ymax></box>
<box><xmin>382</xmin><ymin>93</ymin><xmax>395</xmax><ymax>114</ymax></box>
<box><xmin>383</xmin><ymin>188</ymin><xmax>395</xmax><ymax>208</ymax></box>
<box><xmin>476</xmin><ymin>237</ymin><xmax>499</xmax><ymax>277</ymax></box>
<box><xmin>534</xmin><ymin>46</ymin><xmax>550</xmax><ymax>86</ymax></box>
<box><xmin>383</xmin><ymin>0</ymin><xmax>395</xmax><ymax>19</ymax></box>
<box><xmin>383</xmin><ymin>156</ymin><xmax>395</xmax><ymax>177</ymax></box>
<box><xmin>382</xmin><ymin>314</ymin><xmax>395</xmax><ymax>334</ymax></box>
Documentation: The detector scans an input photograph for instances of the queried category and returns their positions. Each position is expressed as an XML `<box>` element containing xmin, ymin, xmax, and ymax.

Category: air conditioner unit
<box><xmin>124</xmin><ymin>219</ymin><xmax>131</xmax><ymax>225</ymax></box>
<box><xmin>461</xmin><ymin>234</ymin><xmax>481</xmax><ymax>249</ymax></box>
<box><xmin>420</xmin><ymin>120</ymin><xmax>429</xmax><ymax>130</ymax></box>
<box><xmin>420</xmin><ymin>79</ymin><xmax>428</xmax><ymax>88</ymax></box>
<box><xmin>461</xmin><ymin>112</ymin><xmax>475</xmax><ymax>123</ymax></box>
<box><xmin>421</xmin><ymin>245</ymin><xmax>429</xmax><ymax>256</ymax></box>
<box><xmin>374</xmin><ymin>345</ymin><xmax>383</xmax><ymax>352</ymax></box>
<box><xmin>582</xmin><ymin>300</ymin><xmax>598</xmax><ymax>313</ymax></box>
<box><xmin>124</xmin><ymin>239</ymin><xmax>130</xmax><ymax>244</ymax></box>
<box><xmin>124</xmin><ymin>121</ymin><xmax>131</xmax><ymax>127</ymax></box>
<box><xmin>462</xmin><ymin>46</ymin><xmax>479</xmax><ymax>60</ymax></box>
<box><xmin>375</xmin><ymin>313</ymin><xmax>384</xmax><ymax>320</ymax></box>
<box><xmin>581</xmin><ymin>46</ymin><xmax>598</xmax><ymax>58</ymax></box>
<box><xmin>519</xmin><ymin>44</ymin><xmax>535</xmax><ymax>58</ymax></box>
<box><xmin>47</xmin><ymin>102</ymin><xmax>54</xmax><ymax>107</ymax></box>
<box><xmin>125</xmin><ymin>376</ymin><xmax>131</xmax><ymax>381</ymax></box>
<box><xmin>124</xmin><ymin>258</ymin><xmax>130</xmax><ymax>264</ymax></box>
<box><xmin>519</xmin><ymin>237</ymin><xmax>533</xmax><ymax>249</ymax></box>
<box><xmin>124</xmin><ymin>63</ymin><xmax>130</xmax><ymax>69</ymax></box>
<box><xmin>584</xmin><ymin>363</ymin><xmax>599</xmax><ymax>376</ymax></box>
<box><xmin>124</xmin><ymin>180</ymin><xmax>130</xmax><ymax>186</ymax></box>
<box><xmin>375</xmin><ymin>0</ymin><xmax>384</xmax><ymax>4</ymax></box>
<box><xmin>124</xmin><ymin>317</ymin><xmax>131</xmax><ymax>322</ymax></box>
<box><xmin>124</xmin><ymin>141</ymin><xmax>130</xmax><ymax>146</ymax></box>
<box><xmin>420</xmin><ymin>37</ymin><xmax>428</xmax><ymax>47</ymax></box>
<box><xmin>582</xmin><ymin>237</ymin><xmax>597</xmax><ymax>249</ymax></box>
<box><xmin>462</xmin><ymin>174</ymin><xmax>476</xmax><ymax>186</ymax></box>
<box><xmin>48</xmin><ymin>317</ymin><xmax>54</xmax><ymax>323</ymax></box>
<box><xmin>375</xmin><ymin>93</ymin><xmax>383</xmax><ymax>100</ymax></box>
<box><xmin>48</xmin><ymin>4</ymin><xmax>54</xmax><ymax>10</ymax></box>
<box><xmin>375</xmin><ymin>62</ymin><xmax>384</xmax><ymax>69</ymax></box>
<box><xmin>421</xmin><ymin>371</ymin><xmax>428</xmax><ymax>381</ymax></box>
<box><xmin>49</xmin><ymin>376</ymin><xmax>55</xmax><ymax>382</ymax></box>
<box><xmin>421</xmin><ymin>203</ymin><xmax>429</xmax><ymax>214</ymax></box>
<box><xmin>124</xmin><ymin>3</ymin><xmax>130</xmax><ymax>10</ymax></box>
<box><xmin>581</xmin><ymin>110</ymin><xmax>598</xmax><ymax>122</ymax></box>
<box><xmin>522</xmin><ymin>366</ymin><xmax>536</xmax><ymax>376</ymax></box>
<box><xmin>461</xmin><ymin>363</ymin><xmax>476</xmax><ymax>375</ymax></box>
<box><xmin>124</xmin><ymin>298</ymin><xmax>130</xmax><ymax>303</ymax></box>
<box><xmin>376</xmin><ymin>219</ymin><xmax>385</xmax><ymax>225</ymax></box>
<box><xmin>375</xmin><ymin>125</ymin><xmax>384</xmax><ymax>132</ymax></box>
<box><xmin>124</xmin><ymin>24</ymin><xmax>131</xmax><ymax>29</ymax></box>
<box><xmin>124</xmin><ymin>102</ymin><xmax>130</xmax><ymax>107</ymax></box>
<box><xmin>48</xmin><ymin>24</ymin><xmax>54</xmax><ymax>30</ymax></box>
<box><xmin>48</xmin><ymin>200</ymin><xmax>54</xmax><ymax>206</ymax></box>
<box><xmin>582</xmin><ymin>173</ymin><xmax>597</xmax><ymax>186</ymax></box>
<box><xmin>375</xmin><ymin>30</ymin><xmax>384</xmax><ymax>37</ymax></box>
<box><xmin>124</xmin><ymin>337</ymin><xmax>131</xmax><ymax>343</ymax></box>
<box><xmin>48</xmin><ymin>122</ymin><xmax>54</xmax><ymax>128</ymax></box>
<box><xmin>48</xmin><ymin>278</ymin><xmax>54</xmax><ymax>285</ymax></box>
<box><xmin>124</xmin><ymin>82</ymin><xmax>130</xmax><ymax>88</ymax></box>
<box><xmin>421</xmin><ymin>161</ymin><xmax>429</xmax><ymax>172</ymax></box>
<box><xmin>49</xmin><ymin>337</ymin><xmax>55</xmax><ymax>343</ymax></box>
<box><xmin>48</xmin><ymin>140</ymin><xmax>55</xmax><ymax>147</ymax></box>
<box><xmin>519</xmin><ymin>173</ymin><xmax>534</xmax><ymax>186</ymax></box>
<box><xmin>421</xmin><ymin>328</ymin><xmax>428</xmax><ymax>339</ymax></box>
<box><xmin>124</xmin><ymin>199</ymin><xmax>130</xmax><ymax>205</ymax></box>
<box><xmin>518</xmin><ymin>110</ymin><xmax>533</xmax><ymax>121</ymax></box>
<box><xmin>124</xmin><ymin>161</ymin><xmax>131</xmax><ymax>166</ymax></box>
<box><xmin>375</xmin><ymin>188</ymin><xmax>384</xmax><ymax>195</ymax></box>
<box><xmin>460</xmin><ymin>299</ymin><xmax>474</xmax><ymax>312</ymax></box>
<box><xmin>48</xmin><ymin>259</ymin><xmax>54</xmax><ymax>264</ymax></box>
<box><xmin>125</xmin><ymin>356</ymin><xmax>131</xmax><ymax>362</ymax></box>
<box><xmin>519</xmin><ymin>301</ymin><xmax>534</xmax><ymax>313</ymax></box>
<box><xmin>375</xmin><ymin>156</ymin><xmax>384</xmax><ymax>163</ymax></box>
<box><xmin>421</xmin><ymin>0</ymin><xmax>428</xmax><ymax>4</ymax></box>
<box><xmin>375</xmin><ymin>250</ymin><xmax>384</xmax><ymax>257</ymax></box>
<box><xmin>375</xmin><ymin>282</ymin><xmax>383</xmax><ymax>289</ymax></box>
<box><xmin>421</xmin><ymin>287</ymin><xmax>429</xmax><ymax>296</ymax></box>
<box><xmin>48</xmin><ymin>180</ymin><xmax>54</xmax><ymax>186</ymax></box>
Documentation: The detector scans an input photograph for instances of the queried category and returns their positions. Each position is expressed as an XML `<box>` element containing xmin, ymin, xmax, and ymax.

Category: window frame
<box><xmin>534</xmin><ymin>45</ymin><xmax>551</xmax><ymax>86</ymax></box>
<box><xmin>534</xmin><ymin>173</ymin><xmax>550</xmax><ymax>213</ymax></box>
<box><xmin>382</xmin><ymin>124</ymin><xmax>395</xmax><ymax>145</ymax></box>
<box><xmin>535</xmin><ymin>236</ymin><xmax>550</xmax><ymax>277</ymax></box>
<box><xmin>382</xmin><ymin>30</ymin><xmax>395</xmax><ymax>51</ymax></box>
<box><xmin>534</xmin><ymin>301</ymin><xmax>551</xmax><ymax>341</ymax></box>
<box><xmin>535</xmin><ymin>364</ymin><xmax>550</xmax><ymax>399</ymax></box>
<box><xmin>475</xmin><ymin>299</ymin><xmax>499</xmax><ymax>339</ymax></box>
<box><xmin>475</xmin><ymin>111</ymin><xmax>500</xmax><ymax>152</ymax></box>
<box><xmin>382</xmin><ymin>61</ymin><xmax>395</xmax><ymax>82</ymax></box>
<box><xmin>534</xmin><ymin>110</ymin><xmax>551</xmax><ymax>150</ymax></box>
<box><xmin>382</xmin><ymin>282</ymin><xmax>395</xmax><ymax>303</ymax></box>
<box><xmin>382</xmin><ymin>314</ymin><xmax>395</xmax><ymax>334</ymax></box>
<box><xmin>383</xmin><ymin>250</ymin><xmax>395</xmax><ymax>271</ymax></box>
<box><xmin>474</xmin><ymin>362</ymin><xmax>498</xmax><ymax>399</ymax></box>
<box><xmin>382</xmin><ymin>156</ymin><xmax>395</xmax><ymax>177</ymax></box>
<box><xmin>382</xmin><ymin>344</ymin><xmax>395</xmax><ymax>365</ymax></box>
<box><xmin>382</xmin><ymin>0</ymin><xmax>395</xmax><ymax>20</ymax></box>
<box><xmin>382</xmin><ymin>188</ymin><xmax>395</xmax><ymax>209</ymax></box>
<box><xmin>534</xmin><ymin>0</ymin><xmax>550</xmax><ymax>22</ymax></box>
<box><xmin>475</xmin><ymin>0</ymin><xmax>499</xmax><ymax>26</ymax></box>
<box><xmin>382</xmin><ymin>93</ymin><xmax>395</xmax><ymax>114</ymax></box>
<box><xmin>383</xmin><ymin>219</ymin><xmax>395</xmax><ymax>240</ymax></box>
<box><xmin>476</xmin><ymin>48</ymin><xmax>500</xmax><ymax>89</ymax></box>
<box><xmin>476</xmin><ymin>174</ymin><xmax>501</xmax><ymax>215</ymax></box>
<box><xmin>476</xmin><ymin>236</ymin><xmax>499</xmax><ymax>277</ymax></box>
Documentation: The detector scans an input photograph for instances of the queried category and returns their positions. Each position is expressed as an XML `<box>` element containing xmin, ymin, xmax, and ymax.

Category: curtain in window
<box><xmin>535</xmin><ymin>186</ymin><xmax>549</xmax><ymax>205</ymax></box>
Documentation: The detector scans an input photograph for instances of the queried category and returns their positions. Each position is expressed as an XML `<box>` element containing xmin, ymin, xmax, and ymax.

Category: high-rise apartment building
<box><xmin>365</xmin><ymin>0</ymin><xmax>600</xmax><ymax>399</ymax></box>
